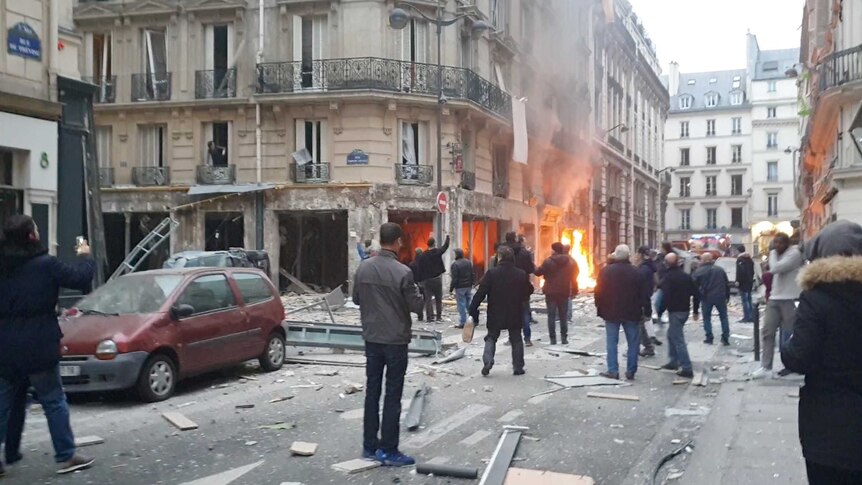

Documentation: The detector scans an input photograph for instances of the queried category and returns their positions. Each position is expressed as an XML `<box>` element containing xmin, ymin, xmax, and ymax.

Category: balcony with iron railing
<box><xmin>98</xmin><ymin>168</ymin><xmax>114</xmax><ymax>187</ymax></box>
<box><xmin>292</xmin><ymin>163</ymin><xmax>330</xmax><ymax>183</ymax></box>
<box><xmin>85</xmin><ymin>76</ymin><xmax>116</xmax><ymax>103</ymax></box>
<box><xmin>395</xmin><ymin>164</ymin><xmax>433</xmax><ymax>186</ymax></box>
<box><xmin>132</xmin><ymin>167</ymin><xmax>171</xmax><ymax>187</ymax></box>
<box><xmin>132</xmin><ymin>72</ymin><xmax>172</xmax><ymax>102</ymax></box>
<box><xmin>493</xmin><ymin>178</ymin><xmax>509</xmax><ymax>198</ymax></box>
<box><xmin>256</xmin><ymin>57</ymin><xmax>511</xmax><ymax>119</ymax></box>
<box><xmin>820</xmin><ymin>43</ymin><xmax>862</xmax><ymax>92</ymax></box>
<box><xmin>195</xmin><ymin>68</ymin><xmax>237</xmax><ymax>99</ymax></box>
<box><xmin>196</xmin><ymin>165</ymin><xmax>236</xmax><ymax>185</ymax></box>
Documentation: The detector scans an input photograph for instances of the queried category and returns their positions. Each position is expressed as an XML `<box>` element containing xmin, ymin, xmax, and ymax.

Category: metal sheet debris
<box><xmin>479</xmin><ymin>427</ymin><xmax>525</xmax><ymax>485</ymax></box>
<box><xmin>544</xmin><ymin>347</ymin><xmax>605</xmax><ymax>357</ymax></box>
<box><xmin>285</xmin><ymin>321</ymin><xmax>441</xmax><ymax>355</ymax></box>
<box><xmin>284</xmin><ymin>357</ymin><xmax>365</xmax><ymax>367</ymax></box>
<box><xmin>586</xmin><ymin>392</ymin><xmax>640</xmax><ymax>402</ymax></box>
<box><xmin>432</xmin><ymin>346</ymin><xmax>467</xmax><ymax>365</ymax></box>
<box><xmin>544</xmin><ymin>375</ymin><xmax>627</xmax><ymax>388</ymax></box>
<box><xmin>405</xmin><ymin>384</ymin><xmax>430</xmax><ymax>432</ymax></box>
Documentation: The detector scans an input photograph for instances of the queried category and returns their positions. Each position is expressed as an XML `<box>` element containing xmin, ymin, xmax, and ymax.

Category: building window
<box><xmin>490</xmin><ymin>0</ymin><xmax>509</xmax><ymax>31</ymax></box>
<box><xmin>768</xmin><ymin>194</ymin><xmax>779</xmax><ymax>216</ymax></box>
<box><xmin>93</xmin><ymin>33</ymin><xmax>113</xmax><ymax>101</ymax></box>
<box><xmin>732</xmin><ymin>144</ymin><xmax>742</xmax><ymax>163</ymax></box>
<box><xmin>767</xmin><ymin>80</ymin><xmax>777</xmax><ymax>92</ymax></box>
<box><xmin>399</xmin><ymin>121</ymin><xmax>426</xmax><ymax>167</ymax></box>
<box><xmin>730</xmin><ymin>91</ymin><xmax>743</xmax><ymax>105</ymax></box>
<box><xmin>706</xmin><ymin>119</ymin><xmax>716</xmax><ymax>136</ymax></box>
<box><xmin>295</xmin><ymin>119</ymin><xmax>327</xmax><ymax>165</ymax></box>
<box><xmin>680</xmin><ymin>121</ymin><xmax>689</xmax><ymax>138</ymax></box>
<box><xmin>204</xmin><ymin>122</ymin><xmax>230</xmax><ymax>166</ymax></box>
<box><xmin>731</xmin><ymin>208</ymin><xmax>743</xmax><ymax>228</ymax></box>
<box><xmin>95</xmin><ymin>126</ymin><xmax>112</xmax><ymax>168</ymax></box>
<box><xmin>294</xmin><ymin>15</ymin><xmax>329</xmax><ymax>87</ymax></box>
<box><xmin>767</xmin><ymin>107</ymin><xmax>777</xmax><ymax>119</ymax></box>
<box><xmin>731</xmin><ymin>174</ymin><xmax>743</xmax><ymax>195</ymax></box>
<box><xmin>705</xmin><ymin>93</ymin><xmax>718</xmax><ymax>107</ymax></box>
<box><xmin>679</xmin><ymin>95</ymin><xmax>692</xmax><ymax>110</ymax></box>
<box><xmin>706</xmin><ymin>146</ymin><xmax>717</xmax><ymax>165</ymax></box>
<box><xmin>706</xmin><ymin>208</ymin><xmax>717</xmax><ymax>229</ymax></box>
<box><xmin>767</xmin><ymin>161</ymin><xmax>778</xmax><ymax>181</ymax></box>
<box><xmin>680</xmin><ymin>148</ymin><xmax>690</xmax><ymax>166</ymax></box>
<box><xmin>705</xmin><ymin>175</ymin><xmax>717</xmax><ymax>196</ymax></box>
<box><xmin>767</xmin><ymin>132</ymin><xmax>778</xmax><ymax>149</ymax></box>
<box><xmin>139</xmin><ymin>124</ymin><xmax>166</xmax><ymax>168</ymax></box>
<box><xmin>680</xmin><ymin>209</ymin><xmax>691</xmax><ymax>230</ymax></box>
<box><xmin>679</xmin><ymin>177</ymin><xmax>691</xmax><ymax>197</ymax></box>
<box><xmin>732</xmin><ymin>117</ymin><xmax>742</xmax><ymax>135</ymax></box>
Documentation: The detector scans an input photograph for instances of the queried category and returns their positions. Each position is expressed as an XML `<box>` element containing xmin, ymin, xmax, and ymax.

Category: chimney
<box><xmin>746</xmin><ymin>32</ymin><xmax>759</xmax><ymax>79</ymax></box>
<box><xmin>668</xmin><ymin>61</ymin><xmax>680</xmax><ymax>96</ymax></box>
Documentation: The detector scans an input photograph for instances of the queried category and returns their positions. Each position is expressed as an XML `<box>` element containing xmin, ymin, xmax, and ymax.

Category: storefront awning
<box><xmin>187</xmin><ymin>183</ymin><xmax>275</xmax><ymax>196</ymax></box>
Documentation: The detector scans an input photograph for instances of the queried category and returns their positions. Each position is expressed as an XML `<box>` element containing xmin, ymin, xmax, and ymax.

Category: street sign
<box><xmin>7</xmin><ymin>22</ymin><xmax>41</xmax><ymax>60</ymax></box>
<box><xmin>436</xmin><ymin>191</ymin><xmax>449</xmax><ymax>214</ymax></box>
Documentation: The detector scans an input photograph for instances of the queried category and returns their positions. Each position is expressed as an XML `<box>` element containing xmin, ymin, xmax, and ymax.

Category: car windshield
<box><xmin>77</xmin><ymin>274</ymin><xmax>184</xmax><ymax>315</ymax></box>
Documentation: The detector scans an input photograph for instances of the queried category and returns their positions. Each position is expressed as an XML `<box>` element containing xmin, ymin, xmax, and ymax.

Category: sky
<box><xmin>627</xmin><ymin>0</ymin><xmax>805</xmax><ymax>74</ymax></box>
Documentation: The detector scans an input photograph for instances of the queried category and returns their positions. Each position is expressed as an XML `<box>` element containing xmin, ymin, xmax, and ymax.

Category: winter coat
<box><xmin>0</xmin><ymin>241</ymin><xmax>95</xmax><ymax>374</ymax></box>
<box><xmin>449</xmin><ymin>257</ymin><xmax>475</xmax><ymax>292</ymax></box>
<box><xmin>658</xmin><ymin>266</ymin><xmax>700</xmax><ymax>314</ymax></box>
<box><xmin>637</xmin><ymin>259</ymin><xmax>657</xmax><ymax>316</ymax></box>
<box><xmin>416</xmin><ymin>236</ymin><xmax>450</xmax><ymax>282</ymax></box>
<box><xmin>782</xmin><ymin>256</ymin><xmax>862</xmax><ymax>471</ymax></box>
<box><xmin>594</xmin><ymin>260</ymin><xmax>645</xmax><ymax>322</ymax></box>
<box><xmin>735</xmin><ymin>255</ymin><xmax>755</xmax><ymax>292</ymax></box>
<box><xmin>692</xmin><ymin>262</ymin><xmax>730</xmax><ymax>304</ymax></box>
<box><xmin>504</xmin><ymin>242</ymin><xmax>536</xmax><ymax>275</ymax></box>
<box><xmin>352</xmin><ymin>249</ymin><xmax>424</xmax><ymax>345</ymax></box>
<box><xmin>535</xmin><ymin>252</ymin><xmax>579</xmax><ymax>299</ymax></box>
<box><xmin>768</xmin><ymin>246</ymin><xmax>803</xmax><ymax>300</ymax></box>
<box><xmin>469</xmin><ymin>261</ymin><xmax>533</xmax><ymax>332</ymax></box>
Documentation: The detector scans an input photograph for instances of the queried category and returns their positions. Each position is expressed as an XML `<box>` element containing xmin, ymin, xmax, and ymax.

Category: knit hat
<box><xmin>612</xmin><ymin>244</ymin><xmax>631</xmax><ymax>261</ymax></box>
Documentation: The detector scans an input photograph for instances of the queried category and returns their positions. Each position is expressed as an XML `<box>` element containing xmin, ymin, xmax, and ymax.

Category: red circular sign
<box><xmin>436</xmin><ymin>191</ymin><xmax>449</xmax><ymax>214</ymax></box>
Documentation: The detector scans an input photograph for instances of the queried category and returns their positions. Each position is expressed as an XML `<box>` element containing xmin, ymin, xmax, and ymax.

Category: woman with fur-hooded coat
<box><xmin>782</xmin><ymin>220</ymin><xmax>862</xmax><ymax>483</ymax></box>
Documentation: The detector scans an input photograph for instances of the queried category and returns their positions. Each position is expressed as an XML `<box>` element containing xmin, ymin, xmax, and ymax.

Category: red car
<box><xmin>59</xmin><ymin>267</ymin><xmax>286</xmax><ymax>402</ymax></box>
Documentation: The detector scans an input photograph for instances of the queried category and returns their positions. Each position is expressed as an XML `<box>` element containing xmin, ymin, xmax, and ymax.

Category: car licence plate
<box><xmin>60</xmin><ymin>365</ymin><xmax>81</xmax><ymax>377</ymax></box>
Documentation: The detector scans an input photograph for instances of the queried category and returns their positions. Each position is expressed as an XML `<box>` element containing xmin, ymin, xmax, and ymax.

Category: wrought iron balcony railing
<box><xmin>85</xmin><ymin>76</ymin><xmax>116</xmax><ymax>103</ymax></box>
<box><xmin>820</xmin><ymin>43</ymin><xmax>862</xmax><ymax>92</ymax></box>
<box><xmin>492</xmin><ymin>178</ymin><xmax>509</xmax><ymax>198</ymax></box>
<box><xmin>256</xmin><ymin>57</ymin><xmax>511</xmax><ymax>119</ymax></box>
<box><xmin>131</xmin><ymin>72</ymin><xmax>172</xmax><ymax>102</ymax></box>
<box><xmin>395</xmin><ymin>164</ymin><xmax>433</xmax><ymax>186</ymax></box>
<box><xmin>292</xmin><ymin>163</ymin><xmax>330</xmax><ymax>183</ymax></box>
<box><xmin>98</xmin><ymin>167</ymin><xmax>114</xmax><ymax>187</ymax></box>
<box><xmin>195</xmin><ymin>68</ymin><xmax>237</xmax><ymax>99</ymax></box>
<box><xmin>196</xmin><ymin>164</ymin><xmax>236</xmax><ymax>185</ymax></box>
<box><xmin>132</xmin><ymin>167</ymin><xmax>170</xmax><ymax>187</ymax></box>
<box><xmin>460</xmin><ymin>170</ymin><xmax>476</xmax><ymax>190</ymax></box>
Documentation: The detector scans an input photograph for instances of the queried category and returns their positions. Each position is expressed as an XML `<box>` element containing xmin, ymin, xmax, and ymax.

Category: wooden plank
<box><xmin>162</xmin><ymin>412</ymin><xmax>199</xmax><ymax>431</ymax></box>
<box><xmin>586</xmin><ymin>392</ymin><xmax>640</xmax><ymax>402</ymax></box>
<box><xmin>74</xmin><ymin>435</ymin><xmax>105</xmax><ymax>447</ymax></box>
<box><xmin>479</xmin><ymin>429</ymin><xmax>522</xmax><ymax>485</ymax></box>
<box><xmin>280</xmin><ymin>269</ymin><xmax>316</xmax><ymax>294</ymax></box>
<box><xmin>331</xmin><ymin>458</ymin><xmax>380</xmax><ymax>474</ymax></box>
<box><xmin>290</xmin><ymin>441</ymin><xmax>318</xmax><ymax>456</ymax></box>
<box><xmin>504</xmin><ymin>467</ymin><xmax>595</xmax><ymax>485</ymax></box>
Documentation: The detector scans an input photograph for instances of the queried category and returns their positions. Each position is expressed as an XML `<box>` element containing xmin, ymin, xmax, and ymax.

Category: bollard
<box><xmin>753</xmin><ymin>301</ymin><xmax>760</xmax><ymax>361</ymax></box>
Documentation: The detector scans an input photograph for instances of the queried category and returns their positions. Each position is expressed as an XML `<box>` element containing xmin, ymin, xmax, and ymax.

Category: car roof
<box><xmin>168</xmin><ymin>251</ymin><xmax>230</xmax><ymax>258</ymax></box>
<box><xmin>121</xmin><ymin>267</ymin><xmax>264</xmax><ymax>277</ymax></box>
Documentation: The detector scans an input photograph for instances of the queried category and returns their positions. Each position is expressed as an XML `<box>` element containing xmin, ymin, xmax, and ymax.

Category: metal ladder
<box><xmin>109</xmin><ymin>217</ymin><xmax>178</xmax><ymax>281</ymax></box>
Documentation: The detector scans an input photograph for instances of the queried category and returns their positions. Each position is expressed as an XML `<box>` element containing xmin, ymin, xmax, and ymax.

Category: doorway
<box><xmin>205</xmin><ymin>212</ymin><xmax>244</xmax><ymax>250</ymax></box>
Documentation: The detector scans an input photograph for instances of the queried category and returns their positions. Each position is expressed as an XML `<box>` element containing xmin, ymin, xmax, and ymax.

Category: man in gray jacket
<box><xmin>752</xmin><ymin>232</ymin><xmax>803</xmax><ymax>379</ymax></box>
<box><xmin>352</xmin><ymin>223</ymin><xmax>424</xmax><ymax>467</ymax></box>
<box><xmin>692</xmin><ymin>253</ymin><xmax>731</xmax><ymax>345</ymax></box>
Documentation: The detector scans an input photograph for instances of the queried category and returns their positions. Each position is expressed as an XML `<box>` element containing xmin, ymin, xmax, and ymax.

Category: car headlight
<box><xmin>95</xmin><ymin>340</ymin><xmax>118</xmax><ymax>360</ymax></box>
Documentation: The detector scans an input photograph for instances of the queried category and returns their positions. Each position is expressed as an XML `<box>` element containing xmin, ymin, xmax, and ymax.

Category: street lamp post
<box><xmin>656</xmin><ymin>167</ymin><xmax>674</xmax><ymax>242</ymax></box>
<box><xmin>785</xmin><ymin>146</ymin><xmax>800</xmax><ymax>210</ymax></box>
<box><xmin>389</xmin><ymin>5</ymin><xmax>490</xmax><ymax>244</ymax></box>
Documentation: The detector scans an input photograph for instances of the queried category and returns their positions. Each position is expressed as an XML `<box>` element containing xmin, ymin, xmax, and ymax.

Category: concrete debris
<box><xmin>432</xmin><ymin>347</ymin><xmax>467</xmax><ymax>365</ymax></box>
<box><xmin>586</xmin><ymin>392</ymin><xmax>640</xmax><ymax>402</ymax></box>
<box><xmin>74</xmin><ymin>435</ymin><xmax>105</xmax><ymax>447</ymax></box>
<box><xmin>235</xmin><ymin>404</ymin><xmax>255</xmax><ymax>409</ymax></box>
<box><xmin>672</xmin><ymin>379</ymin><xmax>689</xmax><ymax>385</ymax></box>
<box><xmin>609</xmin><ymin>424</ymin><xmax>624</xmax><ymax>429</ymax></box>
<box><xmin>244</xmin><ymin>441</ymin><xmax>258</xmax><ymax>446</ymax></box>
<box><xmin>331</xmin><ymin>458</ymin><xmax>381</xmax><ymax>474</ymax></box>
<box><xmin>162</xmin><ymin>412</ymin><xmax>198</xmax><ymax>431</ymax></box>
<box><xmin>258</xmin><ymin>422</ymin><xmax>296</xmax><ymax>430</ymax></box>
<box><xmin>664</xmin><ymin>406</ymin><xmax>711</xmax><ymax>417</ymax></box>
<box><xmin>240</xmin><ymin>375</ymin><xmax>258</xmax><ymax>381</ymax></box>
<box><xmin>286</xmin><ymin>357</ymin><xmax>364</xmax><ymax>367</ymax></box>
<box><xmin>290</xmin><ymin>441</ymin><xmax>319</xmax><ymax>456</ymax></box>
<box><xmin>283</xmin><ymin>371</ymin><xmax>296</xmax><ymax>377</ymax></box>
<box><xmin>545</xmin><ymin>375</ymin><xmax>628</xmax><ymax>389</ymax></box>
<box><xmin>268</xmin><ymin>396</ymin><xmax>294</xmax><ymax>403</ymax></box>
<box><xmin>176</xmin><ymin>401</ymin><xmax>197</xmax><ymax>409</ymax></box>
<box><xmin>640</xmin><ymin>364</ymin><xmax>662</xmax><ymax>370</ymax></box>
<box><xmin>417</xmin><ymin>364</ymin><xmax>463</xmax><ymax>376</ymax></box>
<box><xmin>504</xmin><ymin>468</ymin><xmax>595</xmax><ymax>485</ymax></box>
<box><xmin>343</xmin><ymin>383</ymin><xmax>364</xmax><ymax>394</ymax></box>
<box><xmin>667</xmin><ymin>471</ymin><xmax>685</xmax><ymax>480</ymax></box>
<box><xmin>314</xmin><ymin>369</ymin><xmax>340</xmax><ymax>376</ymax></box>
<box><xmin>484</xmin><ymin>386</ymin><xmax>494</xmax><ymax>392</ymax></box>
<box><xmin>671</xmin><ymin>439</ymin><xmax>682</xmax><ymax>444</ymax></box>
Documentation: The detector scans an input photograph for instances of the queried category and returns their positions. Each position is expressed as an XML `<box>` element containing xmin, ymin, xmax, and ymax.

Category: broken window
<box><xmin>93</xmin><ymin>33</ymin><xmax>112</xmax><ymax>101</ymax></box>
<box><xmin>204</xmin><ymin>24</ymin><xmax>233</xmax><ymax>97</ymax></box>
<box><xmin>205</xmin><ymin>212</ymin><xmax>244</xmax><ymax>251</ymax></box>
<box><xmin>139</xmin><ymin>124</ymin><xmax>166</xmax><ymax>168</ymax></box>
<box><xmin>293</xmin><ymin>15</ymin><xmax>327</xmax><ymax>88</ymax></box>
<box><xmin>142</xmin><ymin>28</ymin><xmax>168</xmax><ymax>98</ymax></box>
<box><xmin>278</xmin><ymin>211</ymin><xmax>347</xmax><ymax>290</ymax></box>
<box><xmin>295</xmin><ymin>119</ymin><xmax>327</xmax><ymax>179</ymax></box>
<box><xmin>204</xmin><ymin>122</ymin><xmax>230</xmax><ymax>167</ymax></box>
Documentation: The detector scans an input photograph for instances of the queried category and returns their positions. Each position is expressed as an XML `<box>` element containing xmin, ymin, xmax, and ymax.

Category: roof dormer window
<box><xmin>705</xmin><ymin>92</ymin><xmax>719</xmax><ymax>108</ymax></box>
<box><xmin>679</xmin><ymin>95</ymin><xmax>693</xmax><ymax>110</ymax></box>
<box><xmin>729</xmin><ymin>90</ymin><xmax>743</xmax><ymax>105</ymax></box>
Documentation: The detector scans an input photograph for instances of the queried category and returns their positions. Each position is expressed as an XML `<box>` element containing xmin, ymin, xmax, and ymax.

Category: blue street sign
<box><xmin>7</xmin><ymin>22</ymin><xmax>41</xmax><ymax>61</ymax></box>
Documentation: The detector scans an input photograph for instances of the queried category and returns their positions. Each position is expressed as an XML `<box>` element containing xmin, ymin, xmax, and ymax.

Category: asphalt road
<box><xmin>2</xmin><ymin>296</ymin><xmax>752</xmax><ymax>485</ymax></box>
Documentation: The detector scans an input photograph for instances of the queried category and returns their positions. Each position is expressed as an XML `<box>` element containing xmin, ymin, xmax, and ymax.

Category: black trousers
<box><xmin>806</xmin><ymin>460</ymin><xmax>862</xmax><ymax>485</ymax></box>
<box><xmin>423</xmin><ymin>276</ymin><xmax>443</xmax><ymax>320</ymax></box>
<box><xmin>4</xmin><ymin>375</ymin><xmax>28</xmax><ymax>463</ymax></box>
<box><xmin>363</xmin><ymin>342</ymin><xmax>408</xmax><ymax>454</ymax></box>
<box><xmin>483</xmin><ymin>328</ymin><xmax>525</xmax><ymax>372</ymax></box>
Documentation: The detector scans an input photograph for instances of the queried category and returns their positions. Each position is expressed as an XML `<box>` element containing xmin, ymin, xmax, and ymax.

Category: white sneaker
<box><xmin>750</xmin><ymin>367</ymin><xmax>770</xmax><ymax>379</ymax></box>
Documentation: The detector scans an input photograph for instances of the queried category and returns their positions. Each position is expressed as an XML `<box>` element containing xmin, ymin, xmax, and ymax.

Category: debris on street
<box><xmin>343</xmin><ymin>382</ymin><xmax>364</xmax><ymax>394</ymax></box>
<box><xmin>478</xmin><ymin>426</ymin><xmax>527</xmax><ymax>485</ymax></box>
<box><xmin>268</xmin><ymin>396</ymin><xmax>295</xmax><ymax>403</ymax></box>
<box><xmin>258</xmin><ymin>422</ymin><xmax>296</xmax><ymax>430</ymax></box>
<box><xmin>162</xmin><ymin>412</ymin><xmax>198</xmax><ymax>431</ymax></box>
<box><xmin>331</xmin><ymin>458</ymin><xmax>381</xmax><ymax>474</ymax></box>
<box><xmin>74</xmin><ymin>435</ymin><xmax>105</xmax><ymax>447</ymax></box>
<box><xmin>405</xmin><ymin>384</ymin><xmax>430</xmax><ymax>432</ymax></box>
<box><xmin>504</xmin><ymin>467</ymin><xmax>595</xmax><ymax>484</ymax></box>
<box><xmin>416</xmin><ymin>463</ymin><xmax>479</xmax><ymax>479</ymax></box>
<box><xmin>432</xmin><ymin>346</ymin><xmax>467</xmax><ymax>365</ymax></box>
<box><xmin>235</xmin><ymin>404</ymin><xmax>255</xmax><ymax>409</ymax></box>
<box><xmin>586</xmin><ymin>391</ymin><xmax>640</xmax><ymax>402</ymax></box>
<box><xmin>290</xmin><ymin>441</ymin><xmax>319</xmax><ymax>456</ymax></box>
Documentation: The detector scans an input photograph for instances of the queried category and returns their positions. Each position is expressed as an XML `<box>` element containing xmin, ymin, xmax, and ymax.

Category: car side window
<box><xmin>233</xmin><ymin>273</ymin><xmax>273</xmax><ymax>305</ymax></box>
<box><xmin>176</xmin><ymin>274</ymin><xmax>237</xmax><ymax>315</ymax></box>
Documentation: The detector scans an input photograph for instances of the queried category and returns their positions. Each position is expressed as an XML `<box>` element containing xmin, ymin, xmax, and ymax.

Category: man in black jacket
<box><xmin>417</xmin><ymin>235</ymin><xmax>450</xmax><ymax>322</ymax></box>
<box><xmin>470</xmin><ymin>246</ymin><xmax>533</xmax><ymax>376</ymax></box>
<box><xmin>502</xmin><ymin>232</ymin><xmax>536</xmax><ymax>343</ymax></box>
<box><xmin>595</xmin><ymin>245</ymin><xmax>646</xmax><ymax>380</ymax></box>
<box><xmin>657</xmin><ymin>252</ymin><xmax>699</xmax><ymax>378</ymax></box>
<box><xmin>736</xmin><ymin>252</ymin><xmax>755</xmax><ymax>322</ymax></box>
<box><xmin>636</xmin><ymin>246</ymin><xmax>661</xmax><ymax>357</ymax></box>
<box><xmin>535</xmin><ymin>242</ymin><xmax>578</xmax><ymax>346</ymax></box>
<box><xmin>449</xmin><ymin>249</ymin><xmax>475</xmax><ymax>328</ymax></box>
<box><xmin>692</xmin><ymin>253</ymin><xmax>731</xmax><ymax>345</ymax></box>
<box><xmin>353</xmin><ymin>223</ymin><xmax>424</xmax><ymax>467</ymax></box>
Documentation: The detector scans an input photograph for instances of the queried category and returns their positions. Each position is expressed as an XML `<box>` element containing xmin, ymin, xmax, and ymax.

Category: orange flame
<box><xmin>561</xmin><ymin>229</ymin><xmax>596</xmax><ymax>290</ymax></box>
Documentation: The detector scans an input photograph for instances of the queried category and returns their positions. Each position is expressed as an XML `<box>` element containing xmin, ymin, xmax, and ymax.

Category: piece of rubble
<box><xmin>74</xmin><ymin>435</ymin><xmax>105</xmax><ymax>447</ymax></box>
<box><xmin>504</xmin><ymin>467</ymin><xmax>595</xmax><ymax>484</ymax></box>
<box><xmin>332</xmin><ymin>458</ymin><xmax>381</xmax><ymax>474</ymax></box>
<box><xmin>258</xmin><ymin>422</ymin><xmax>296</xmax><ymax>430</ymax></box>
<box><xmin>290</xmin><ymin>441</ymin><xmax>319</xmax><ymax>456</ymax></box>
<box><xmin>667</xmin><ymin>471</ymin><xmax>685</xmax><ymax>480</ymax></box>
<box><xmin>235</xmin><ymin>404</ymin><xmax>255</xmax><ymax>409</ymax></box>
<box><xmin>672</xmin><ymin>379</ymin><xmax>689</xmax><ymax>385</ymax></box>
<box><xmin>586</xmin><ymin>392</ymin><xmax>640</xmax><ymax>402</ymax></box>
<box><xmin>343</xmin><ymin>383</ymin><xmax>364</xmax><ymax>394</ymax></box>
<box><xmin>314</xmin><ymin>369</ymin><xmax>340</xmax><ymax>377</ymax></box>
<box><xmin>162</xmin><ymin>412</ymin><xmax>198</xmax><ymax>431</ymax></box>
<box><xmin>245</xmin><ymin>440</ymin><xmax>258</xmax><ymax>446</ymax></box>
<box><xmin>269</xmin><ymin>396</ymin><xmax>294</xmax><ymax>403</ymax></box>
<box><xmin>483</xmin><ymin>386</ymin><xmax>494</xmax><ymax>392</ymax></box>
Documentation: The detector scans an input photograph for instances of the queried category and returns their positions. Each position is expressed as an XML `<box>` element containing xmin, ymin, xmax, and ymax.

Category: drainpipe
<box><xmin>48</xmin><ymin>0</ymin><xmax>59</xmax><ymax>100</ymax></box>
<box><xmin>254</xmin><ymin>0</ymin><xmax>265</xmax><ymax>250</ymax></box>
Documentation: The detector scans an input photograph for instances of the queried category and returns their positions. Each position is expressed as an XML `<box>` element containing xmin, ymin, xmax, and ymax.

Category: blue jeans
<box><xmin>363</xmin><ymin>342</ymin><xmax>408</xmax><ymax>453</ymax></box>
<box><xmin>654</xmin><ymin>289</ymin><xmax>664</xmax><ymax>318</ymax></box>
<box><xmin>740</xmin><ymin>291</ymin><xmax>753</xmax><ymax>321</ymax></box>
<box><xmin>605</xmin><ymin>321</ymin><xmax>639</xmax><ymax>376</ymax></box>
<box><xmin>0</xmin><ymin>366</ymin><xmax>76</xmax><ymax>463</ymax></box>
<box><xmin>454</xmin><ymin>287</ymin><xmax>472</xmax><ymax>326</ymax></box>
<box><xmin>522</xmin><ymin>305</ymin><xmax>532</xmax><ymax>342</ymax></box>
<box><xmin>701</xmin><ymin>300</ymin><xmax>730</xmax><ymax>342</ymax></box>
<box><xmin>667</xmin><ymin>312</ymin><xmax>693</xmax><ymax>372</ymax></box>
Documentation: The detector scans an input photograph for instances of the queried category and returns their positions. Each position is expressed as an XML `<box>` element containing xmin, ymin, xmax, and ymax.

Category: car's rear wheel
<box><xmin>259</xmin><ymin>332</ymin><xmax>285</xmax><ymax>372</ymax></box>
<box><xmin>137</xmin><ymin>354</ymin><xmax>177</xmax><ymax>402</ymax></box>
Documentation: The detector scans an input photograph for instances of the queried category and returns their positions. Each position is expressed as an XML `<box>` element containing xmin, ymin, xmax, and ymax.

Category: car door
<box><xmin>174</xmin><ymin>273</ymin><xmax>245</xmax><ymax>374</ymax></box>
<box><xmin>231</xmin><ymin>272</ymin><xmax>279</xmax><ymax>358</ymax></box>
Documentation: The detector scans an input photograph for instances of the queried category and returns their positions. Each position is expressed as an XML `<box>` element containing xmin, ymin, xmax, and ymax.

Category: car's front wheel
<box><xmin>136</xmin><ymin>354</ymin><xmax>177</xmax><ymax>402</ymax></box>
<box><xmin>259</xmin><ymin>332</ymin><xmax>285</xmax><ymax>372</ymax></box>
